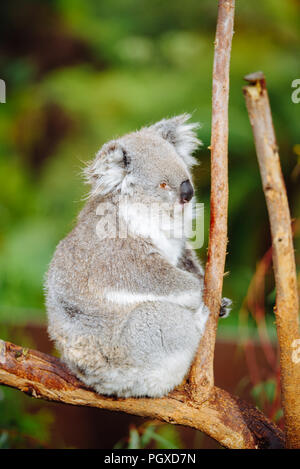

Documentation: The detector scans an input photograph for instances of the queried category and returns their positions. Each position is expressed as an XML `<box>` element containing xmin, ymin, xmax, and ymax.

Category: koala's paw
<box><xmin>219</xmin><ymin>297</ymin><xmax>232</xmax><ymax>318</ymax></box>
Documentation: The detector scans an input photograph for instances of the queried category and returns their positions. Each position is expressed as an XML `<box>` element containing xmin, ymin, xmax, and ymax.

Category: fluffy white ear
<box><xmin>149</xmin><ymin>113</ymin><xmax>201</xmax><ymax>168</ymax></box>
<box><xmin>83</xmin><ymin>141</ymin><xmax>127</xmax><ymax>198</ymax></box>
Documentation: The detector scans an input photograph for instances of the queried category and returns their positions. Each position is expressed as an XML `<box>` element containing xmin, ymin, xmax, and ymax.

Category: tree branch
<box><xmin>0</xmin><ymin>340</ymin><xmax>284</xmax><ymax>449</ymax></box>
<box><xmin>189</xmin><ymin>0</ymin><xmax>235</xmax><ymax>401</ymax></box>
<box><xmin>243</xmin><ymin>71</ymin><xmax>300</xmax><ymax>448</ymax></box>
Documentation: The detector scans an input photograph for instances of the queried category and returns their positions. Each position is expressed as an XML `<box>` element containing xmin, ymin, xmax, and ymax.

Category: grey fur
<box><xmin>45</xmin><ymin>114</ymin><xmax>226</xmax><ymax>398</ymax></box>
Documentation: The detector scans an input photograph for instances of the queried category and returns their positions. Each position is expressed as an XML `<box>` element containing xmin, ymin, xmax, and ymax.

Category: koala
<box><xmin>45</xmin><ymin>114</ymin><xmax>231</xmax><ymax>398</ymax></box>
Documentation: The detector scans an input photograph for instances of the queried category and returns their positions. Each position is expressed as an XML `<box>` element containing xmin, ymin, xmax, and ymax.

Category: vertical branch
<box><xmin>243</xmin><ymin>72</ymin><xmax>300</xmax><ymax>448</ymax></box>
<box><xmin>189</xmin><ymin>0</ymin><xmax>235</xmax><ymax>401</ymax></box>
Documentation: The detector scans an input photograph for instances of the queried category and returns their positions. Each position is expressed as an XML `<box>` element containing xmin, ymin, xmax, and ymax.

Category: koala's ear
<box><xmin>149</xmin><ymin>113</ymin><xmax>201</xmax><ymax>168</ymax></box>
<box><xmin>83</xmin><ymin>141</ymin><xmax>127</xmax><ymax>198</ymax></box>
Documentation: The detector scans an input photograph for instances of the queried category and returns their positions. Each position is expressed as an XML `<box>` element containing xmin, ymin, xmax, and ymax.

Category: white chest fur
<box><xmin>119</xmin><ymin>200</ymin><xmax>188</xmax><ymax>266</ymax></box>
<box><xmin>151</xmin><ymin>231</ymin><xmax>183</xmax><ymax>266</ymax></box>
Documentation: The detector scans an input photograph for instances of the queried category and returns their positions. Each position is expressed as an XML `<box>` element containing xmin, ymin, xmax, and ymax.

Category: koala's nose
<box><xmin>180</xmin><ymin>180</ymin><xmax>194</xmax><ymax>204</ymax></box>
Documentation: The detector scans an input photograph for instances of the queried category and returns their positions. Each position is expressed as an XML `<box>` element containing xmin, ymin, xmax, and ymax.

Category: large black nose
<box><xmin>180</xmin><ymin>180</ymin><xmax>194</xmax><ymax>203</ymax></box>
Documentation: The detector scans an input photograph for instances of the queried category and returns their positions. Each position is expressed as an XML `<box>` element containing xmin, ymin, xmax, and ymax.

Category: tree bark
<box><xmin>189</xmin><ymin>0</ymin><xmax>235</xmax><ymax>401</ymax></box>
<box><xmin>243</xmin><ymin>71</ymin><xmax>300</xmax><ymax>448</ymax></box>
<box><xmin>0</xmin><ymin>340</ymin><xmax>284</xmax><ymax>449</ymax></box>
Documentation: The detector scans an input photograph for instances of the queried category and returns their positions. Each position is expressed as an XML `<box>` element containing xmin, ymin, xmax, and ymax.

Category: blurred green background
<box><xmin>0</xmin><ymin>0</ymin><xmax>299</xmax><ymax>448</ymax></box>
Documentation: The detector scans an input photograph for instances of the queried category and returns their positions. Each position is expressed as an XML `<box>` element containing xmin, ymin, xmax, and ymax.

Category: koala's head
<box><xmin>84</xmin><ymin>114</ymin><xmax>200</xmax><ymax>206</ymax></box>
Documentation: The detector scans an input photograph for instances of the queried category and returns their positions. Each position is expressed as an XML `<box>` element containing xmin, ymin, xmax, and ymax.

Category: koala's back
<box><xmin>46</xmin><ymin>197</ymin><xmax>136</xmax><ymax>331</ymax></box>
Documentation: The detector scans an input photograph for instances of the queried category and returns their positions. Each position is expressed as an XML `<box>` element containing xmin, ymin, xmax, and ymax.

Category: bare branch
<box><xmin>243</xmin><ymin>72</ymin><xmax>300</xmax><ymax>448</ymax></box>
<box><xmin>189</xmin><ymin>0</ymin><xmax>235</xmax><ymax>401</ymax></box>
<box><xmin>0</xmin><ymin>340</ymin><xmax>284</xmax><ymax>449</ymax></box>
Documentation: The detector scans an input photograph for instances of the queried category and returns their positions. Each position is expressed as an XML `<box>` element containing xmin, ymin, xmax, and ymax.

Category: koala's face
<box><xmin>119</xmin><ymin>131</ymin><xmax>194</xmax><ymax>205</ymax></box>
<box><xmin>84</xmin><ymin>114</ymin><xmax>200</xmax><ymax>206</ymax></box>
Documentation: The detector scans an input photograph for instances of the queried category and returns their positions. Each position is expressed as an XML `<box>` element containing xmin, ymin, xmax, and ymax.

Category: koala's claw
<box><xmin>219</xmin><ymin>297</ymin><xmax>232</xmax><ymax>318</ymax></box>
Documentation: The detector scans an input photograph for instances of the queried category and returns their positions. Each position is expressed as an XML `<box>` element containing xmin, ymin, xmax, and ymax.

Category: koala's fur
<box><xmin>45</xmin><ymin>114</ymin><xmax>230</xmax><ymax>398</ymax></box>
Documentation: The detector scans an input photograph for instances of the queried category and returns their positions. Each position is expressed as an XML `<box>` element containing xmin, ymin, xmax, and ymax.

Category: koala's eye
<box><xmin>159</xmin><ymin>182</ymin><xmax>170</xmax><ymax>190</ymax></box>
